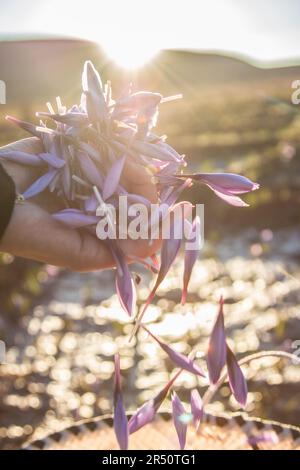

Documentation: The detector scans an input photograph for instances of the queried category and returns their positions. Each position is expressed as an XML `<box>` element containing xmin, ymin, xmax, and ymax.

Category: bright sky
<box><xmin>0</xmin><ymin>0</ymin><xmax>300</xmax><ymax>68</ymax></box>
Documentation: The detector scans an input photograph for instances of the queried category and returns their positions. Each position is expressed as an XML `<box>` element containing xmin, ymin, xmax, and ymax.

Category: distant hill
<box><xmin>0</xmin><ymin>38</ymin><xmax>300</xmax><ymax>106</ymax></box>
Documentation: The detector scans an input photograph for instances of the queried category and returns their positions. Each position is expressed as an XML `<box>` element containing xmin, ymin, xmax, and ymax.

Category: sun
<box><xmin>101</xmin><ymin>38</ymin><xmax>160</xmax><ymax>70</ymax></box>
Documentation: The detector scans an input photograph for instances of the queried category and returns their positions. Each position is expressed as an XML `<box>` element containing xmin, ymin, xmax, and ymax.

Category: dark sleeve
<box><xmin>0</xmin><ymin>163</ymin><xmax>16</xmax><ymax>240</ymax></box>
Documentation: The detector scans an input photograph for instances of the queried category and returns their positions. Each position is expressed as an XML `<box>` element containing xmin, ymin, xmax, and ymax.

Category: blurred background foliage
<box><xmin>0</xmin><ymin>40</ymin><xmax>300</xmax><ymax>448</ymax></box>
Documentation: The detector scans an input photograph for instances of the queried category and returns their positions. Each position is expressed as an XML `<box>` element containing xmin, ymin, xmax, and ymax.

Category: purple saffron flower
<box><xmin>172</xmin><ymin>392</ymin><xmax>187</xmax><ymax>450</ymax></box>
<box><xmin>190</xmin><ymin>389</ymin><xmax>203</xmax><ymax>431</ymax></box>
<box><xmin>128</xmin><ymin>369</ymin><xmax>182</xmax><ymax>434</ymax></box>
<box><xmin>113</xmin><ymin>354</ymin><xmax>129</xmax><ymax>450</ymax></box>
<box><xmin>143</xmin><ymin>326</ymin><xmax>205</xmax><ymax>377</ymax></box>
<box><xmin>181</xmin><ymin>216</ymin><xmax>201</xmax><ymax>305</ymax></box>
<box><xmin>177</xmin><ymin>172</ymin><xmax>259</xmax><ymax>207</ymax></box>
<box><xmin>207</xmin><ymin>297</ymin><xmax>227</xmax><ymax>384</ymax></box>
<box><xmin>226</xmin><ymin>344</ymin><xmax>248</xmax><ymax>408</ymax></box>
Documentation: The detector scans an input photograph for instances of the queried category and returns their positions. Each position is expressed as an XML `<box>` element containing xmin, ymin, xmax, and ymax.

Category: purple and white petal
<box><xmin>226</xmin><ymin>344</ymin><xmax>248</xmax><ymax>408</ymax></box>
<box><xmin>113</xmin><ymin>354</ymin><xmax>129</xmax><ymax>450</ymax></box>
<box><xmin>172</xmin><ymin>392</ymin><xmax>187</xmax><ymax>450</ymax></box>
<box><xmin>190</xmin><ymin>389</ymin><xmax>203</xmax><ymax>430</ymax></box>
<box><xmin>207</xmin><ymin>297</ymin><xmax>227</xmax><ymax>384</ymax></box>
<box><xmin>143</xmin><ymin>326</ymin><xmax>205</xmax><ymax>377</ymax></box>
<box><xmin>181</xmin><ymin>216</ymin><xmax>201</xmax><ymax>305</ymax></box>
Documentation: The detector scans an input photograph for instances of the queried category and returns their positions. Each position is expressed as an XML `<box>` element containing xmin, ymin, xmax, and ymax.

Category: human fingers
<box><xmin>0</xmin><ymin>202</ymin><xmax>114</xmax><ymax>271</ymax></box>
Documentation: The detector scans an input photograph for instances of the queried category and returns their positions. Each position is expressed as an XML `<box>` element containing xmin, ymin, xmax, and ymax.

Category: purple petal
<box><xmin>39</xmin><ymin>152</ymin><xmax>66</xmax><ymax>169</ymax></box>
<box><xmin>179</xmin><ymin>173</ymin><xmax>259</xmax><ymax>194</ymax></box>
<box><xmin>82</xmin><ymin>61</ymin><xmax>107</xmax><ymax>122</ymax></box>
<box><xmin>177</xmin><ymin>172</ymin><xmax>259</xmax><ymax>206</ymax></box>
<box><xmin>110</xmin><ymin>244</ymin><xmax>136</xmax><ymax>317</ymax></box>
<box><xmin>78</xmin><ymin>153</ymin><xmax>104</xmax><ymax>188</ymax></box>
<box><xmin>181</xmin><ymin>216</ymin><xmax>201</xmax><ymax>305</ymax></box>
<box><xmin>103</xmin><ymin>155</ymin><xmax>126</xmax><ymax>201</ymax></box>
<box><xmin>140</xmin><ymin>202</ymin><xmax>193</xmax><ymax>319</ymax></box>
<box><xmin>84</xmin><ymin>194</ymin><xmax>98</xmax><ymax>213</ymax></box>
<box><xmin>61</xmin><ymin>164</ymin><xmax>72</xmax><ymax>199</ymax></box>
<box><xmin>6</xmin><ymin>115</ymin><xmax>42</xmax><ymax>138</ymax></box>
<box><xmin>190</xmin><ymin>390</ymin><xmax>203</xmax><ymax>430</ymax></box>
<box><xmin>172</xmin><ymin>392</ymin><xmax>187</xmax><ymax>450</ymax></box>
<box><xmin>210</xmin><ymin>187</ymin><xmax>249</xmax><ymax>207</ymax></box>
<box><xmin>78</xmin><ymin>141</ymin><xmax>102</xmax><ymax>162</ymax></box>
<box><xmin>116</xmin><ymin>91</ymin><xmax>162</xmax><ymax>111</ymax></box>
<box><xmin>131</xmin><ymin>140</ymin><xmax>182</xmax><ymax>163</ymax></box>
<box><xmin>113</xmin><ymin>354</ymin><xmax>129</xmax><ymax>450</ymax></box>
<box><xmin>162</xmin><ymin>179</ymin><xmax>193</xmax><ymax>206</ymax></box>
<box><xmin>37</xmin><ymin>112</ymin><xmax>88</xmax><ymax>127</ymax></box>
<box><xmin>144</xmin><ymin>326</ymin><xmax>205</xmax><ymax>377</ymax></box>
<box><xmin>52</xmin><ymin>209</ymin><xmax>99</xmax><ymax>228</ymax></box>
<box><xmin>199</xmin><ymin>173</ymin><xmax>259</xmax><ymax>194</ymax></box>
<box><xmin>126</xmin><ymin>193</ymin><xmax>151</xmax><ymax>207</ymax></box>
<box><xmin>116</xmin><ymin>269</ymin><xmax>136</xmax><ymax>317</ymax></box>
<box><xmin>158</xmin><ymin>161</ymin><xmax>181</xmax><ymax>176</ymax></box>
<box><xmin>160</xmin><ymin>141</ymin><xmax>184</xmax><ymax>163</ymax></box>
<box><xmin>226</xmin><ymin>344</ymin><xmax>248</xmax><ymax>408</ymax></box>
<box><xmin>128</xmin><ymin>370</ymin><xmax>182</xmax><ymax>434</ymax></box>
<box><xmin>0</xmin><ymin>150</ymin><xmax>42</xmax><ymax>167</ymax></box>
<box><xmin>128</xmin><ymin>401</ymin><xmax>156</xmax><ymax>435</ymax></box>
<box><xmin>23</xmin><ymin>169</ymin><xmax>58</xmax><ymax>199</ymax></box>
<box><xmin>207</xmin><ymin>297</ymin><xmax>227</xmax><ymax>384</ymax></box>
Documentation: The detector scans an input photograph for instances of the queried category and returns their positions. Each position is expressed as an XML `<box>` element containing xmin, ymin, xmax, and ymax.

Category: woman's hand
<box><xmin>0</xmin><ymin>137</ymin><xmax>160</xmax><ymax>271</ymax></box>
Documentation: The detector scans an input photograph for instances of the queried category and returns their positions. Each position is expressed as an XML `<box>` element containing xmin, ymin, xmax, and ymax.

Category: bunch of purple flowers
<box><xmin>2</xmin><ymin>61</ymin><xmax>259</xmax><ymax>325</ymax></box>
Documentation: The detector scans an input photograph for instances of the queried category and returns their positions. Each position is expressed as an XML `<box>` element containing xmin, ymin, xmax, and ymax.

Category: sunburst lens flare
<box><xmin>101</xmin><ymin>39</ymin><xmax>160</xmax><ymax>70</ymax></box>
